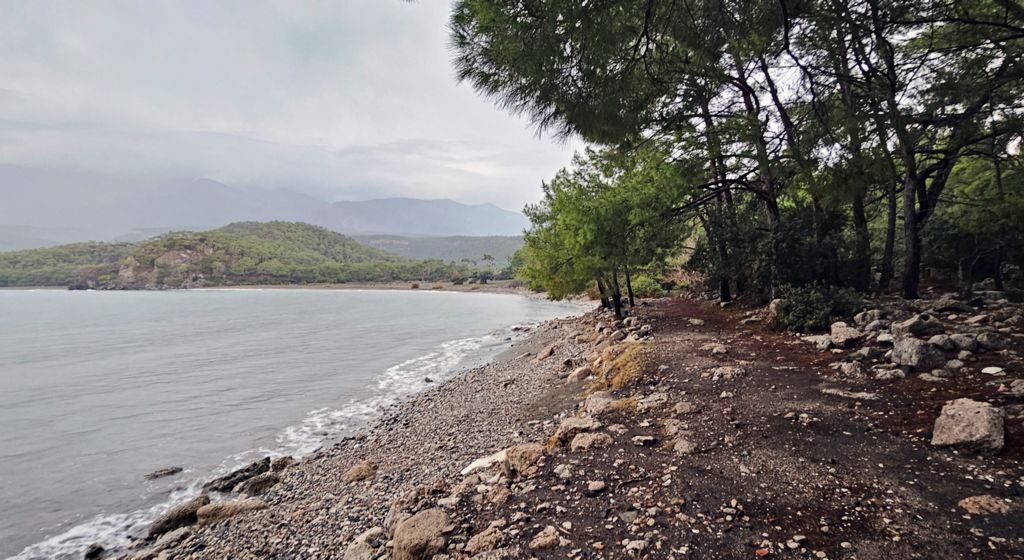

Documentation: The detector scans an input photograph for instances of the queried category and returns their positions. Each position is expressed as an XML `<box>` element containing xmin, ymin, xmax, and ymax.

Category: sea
<box><xmin>0</xmin><ymin>288</ymin><xmax>582</xmax><ymax>559</ymax></box>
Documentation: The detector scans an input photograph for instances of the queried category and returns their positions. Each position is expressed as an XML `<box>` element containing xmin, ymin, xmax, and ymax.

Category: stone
<box><xmin>553</xmin><ymin>417</ymin><xmax>602</xmax><ymax>444</ymax></box>
<box><xmin>271</xmin><ymin>456</ymin><xmax>296</xmax><ymax>471</ymax></box>
<box><xmin>344</xmin><ymin>527</ymin><xmax>387</xmax><ymax>560</ymax></box>
<box><xmin>932</xmin><ymin>295</ymin><xmax>972</xmax><ymax>313</ymax></box>
<box><xmin>945</xmin><ymin>359</ymin><xmax>965</xmax><ymax>370</ymax></box>
<box><xmin>838</xmin><ymin>361</ymin><xmax>866</xmax><ymax>378</ymax></box>
<box><xmin>673</xmin><ymin>438</ymin><xmax>697</xmax><ymax>454</ymax></box>
<box><xmin>566</xmin><ymin>365</ymin><xmax>592</xmax><ymax>383</ymax></box>
<box><xmin>196</xmin><ymin>497</ymin><xmax>267</xmax><ymax>524</ymax></box>
<box><xmin>342</xmin><ymin>460</ymin><xmax>378</xmax><ymax>483</ymax></box>
<box><xmin>587</xmin><ymin>480</ymin><xmax>607</xmax><ymax>493</ymax></box>
<box><xmin>854</xmin><ymin>309</ymin><xmax>884</xmax><ymax>326</ymax></box>
<box><xmin>950</xmin><ymin>333</ymin><xmax>978</xmax><ymax>352</ymax></box>
<box><xmin>202</xmin><ymin>457</ymin><xmax>270</xmax><ymax>492</ymax></box>
<box><xmin>708</xmin><ymin>366</ymin><xmax>745</xmax><ymax>380</ymax></box>
<box><xmin>461</xmin><ymin>450</ymin><xmax>506</xmax><ymax>476</ymax></box>
<box><xmin>570</xmin><ymin>432</ymin><xmax>613</xmax><ymax>452</ymax></box>
<box><xmin>637</xmin><ymin>392</ymin><xmax>669</xmax><ymax>412</ymax></box>
<box><xmin>674</xmin><ymin>401</ymin><xmax>699</xmax><ymax>415</ymax></box>
<box><xmin>688</xmin><ymin>318</ymin><xmax>705</xmax><ymax>326</ymax></box>
<box><xmin>830</xmin><ymin>322</ymin><xmax>864</xmax><ymax>349</ymax></box>
<box><xmin>584</xmin><ymin>391</ymin><xmax>615</xmax><ymax>416</ymax></box>
<box><xmin>84</xmin><ymin>543</ymin><xmax>105</xmax><ymax>560</ymax></box>
<box><xmin>536</xmin><ymin>345</ymin><xmax>556</xmax><ymax>361</ymax></box>
<box><xmin>848</xmin><ymin>346</ymin><xmax>883</xmax><ymax>362</ymax></box>
<box><xmin>148</xmin><ymin>495</ymin><xmax>210</xmax><ymax>537</ymax></box>
<box><xmin>144</xmin><ymin>467</ymin><xmax>183</xmax><ymax>480</ymax></box>
<box><xmin>233</xmin><ymin>471</ymin><xmax>280</xmax><ymax>495</ymax></box>
<box><xmin>768</xmin><ymin>298</ymin><xmax>786</xmax><ymax>321</ymax></box>
<box><xmin>1009</xmin><ymin>379</ymin><xmax>1024</xmax><ymax>396</ymax></box>
<box><xmin>959</xmin><ymin>495</ymin><xmax>1011</xmax><ymax>515</ymax></box>
<box><xmin>891</xmin><ymin>314</ymin><xmax>945</xmax><ymax>338</ymax></box>
<box><xmin>928</xmin><ymin>334</ymin><xmax>955</xmax><ymax>350</ymax></box>
<box><xmin>528</xmin><ymin>526</ymin><xmax>560</xmax><ymax>550</ymax></box>
<box><xmin>803</xmin><ymin>334</ymin><xmax>833</xmax><ymax>351</ymax></box>
<box><xmin>392</xmin><ymin>508</ymin><xmax>449</xmax><ymax>560</ymax></box>
<box><xmin>982</xmin><ymin>366</ymin><xmax>1005</xmax><ymax>375</ymax></box>
<box><xmin>864</xmin><ymin>319</ymin><xmax>885</xmax><ymax>332</ymax></box>
<box><xmin>978</xmin><ymin>332</ymin><xmax>1011</xmax><ymax>351</ymax></box>
<box><xmin>631</xmin><ymin>435</ymin><xmax>658</xmax><ymax>446</ymax></box>
<box><xmin>874</xmin><ymin>369</ymin><xmax>906</xmax><ymax>380</ymax></box>
<box><xmin>876</xmin><ymin>333</ymin><xmax>895</xmax><ymax>345</ymax></box>
<box><xmin>466</xmin><ymin>525</ymin><xmax>505</xmax><ymax>555</ymax></box>
<box><xmin>931</xmin><ymin>398</ymin><xmax>1005</xmax><ymax>452</ymax></box>
<box><xmin>892</xmin><ymin>337</ymin><xmax>947</xmax><ymax>372</ymax></box>
<box><xmin>504</xmin><ymin>443</ymin><xmax>545</xmax><ymax>475</ymax></box>
<box><xmin>965</xmin><ymin>314</ymin><xmax>990</xmax><ymax>325</ymax></box>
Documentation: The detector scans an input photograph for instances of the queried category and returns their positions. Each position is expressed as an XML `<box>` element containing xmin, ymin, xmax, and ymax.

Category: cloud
<box><xmin>0</xmin><ymin>0</ymin><xmax>577</xmax><ymax>213</ymax></box>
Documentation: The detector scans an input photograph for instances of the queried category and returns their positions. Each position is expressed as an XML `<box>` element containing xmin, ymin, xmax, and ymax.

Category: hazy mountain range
<box><xmin>0</xmin><ymin>166</ymin><xmax>530</xmax><ymax>250</ymax></box>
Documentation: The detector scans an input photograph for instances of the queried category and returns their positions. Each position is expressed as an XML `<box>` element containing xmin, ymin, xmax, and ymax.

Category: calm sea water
<box><xmin>0</xmin><ymin>289</ymin><xmax>581</xmax><ymax>559</ymax></box>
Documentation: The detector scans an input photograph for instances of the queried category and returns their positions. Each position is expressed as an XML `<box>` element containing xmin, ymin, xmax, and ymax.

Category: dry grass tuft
<box><xmin>586</xmin><ymin>342</ymin><xmax>650</xmax><ymax>392</ymax></box>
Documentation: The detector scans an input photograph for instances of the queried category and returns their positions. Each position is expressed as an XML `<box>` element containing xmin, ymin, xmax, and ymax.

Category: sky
<box><xmin>0</xmin><ymin>0</ymin><xmax>577</xmax><ymax>212</ymax></box>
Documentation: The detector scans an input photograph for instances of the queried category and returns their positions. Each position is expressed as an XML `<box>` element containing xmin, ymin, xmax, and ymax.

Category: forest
<box><xmin>451</xmin><ymin>0</ymin><xmax>1024</xmax><ymax>320</ymax></box>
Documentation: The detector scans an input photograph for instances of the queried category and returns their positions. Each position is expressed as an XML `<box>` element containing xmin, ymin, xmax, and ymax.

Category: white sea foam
<box><xmin>7</xmin><ymin>326</ymin><xmax>526</xmax><ymax>560</ymax></box>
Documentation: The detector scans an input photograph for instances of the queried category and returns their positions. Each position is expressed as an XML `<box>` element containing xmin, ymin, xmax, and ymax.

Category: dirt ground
<box><xmin>450</xmin><ymin>298</ymin><xmax>1024</xmax><ymax>559</ymax></box>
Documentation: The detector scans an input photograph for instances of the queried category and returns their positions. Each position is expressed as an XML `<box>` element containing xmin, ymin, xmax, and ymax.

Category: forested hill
<box><xmin>0</xmin><ymin>221</ymin><xmax>473</xmax><ymax>289</ymax></box>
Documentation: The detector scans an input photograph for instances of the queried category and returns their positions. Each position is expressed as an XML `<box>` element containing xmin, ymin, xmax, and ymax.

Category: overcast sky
<box><xmin>0</xmin><ymin>0</ymin><xmax>576</xmax><ymax>211</ymax></box>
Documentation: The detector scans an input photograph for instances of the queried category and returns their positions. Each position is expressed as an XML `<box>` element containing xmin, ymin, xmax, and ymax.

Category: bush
<box><xmin>630</xmin><ymin>275</ymin><xmax>666</xmax><ymax>298</ymax></box>
<box><xmin>410</xmin><ymin>282</ymin><xmax>420</xmax><ymax>289</ymax></box>
<box><xmin>774</xmin><ymin>285</ymin><xmax>864</xmax><ymax>333</ymax></box>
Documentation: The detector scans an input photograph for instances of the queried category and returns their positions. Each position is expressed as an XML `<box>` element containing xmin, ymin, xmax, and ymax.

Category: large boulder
<box><xmin>392</xmin><ymin>508</ymin><xmax>449</xmax><ymax>560</ymax></box>
<box><xmin>931</xmin><ymin>398</ymin><xmax>1005</xmax><ymax>452</ymax></box>
<box><xmin>196</xmin><ymin>497</ymin><xmax>267</xmax><ymax>524</ymax></box>
<box><xmin>233</xmin><ymin>472</ymin><xmax>280</xmax><ymax>495</ymax></box>
<box><xmin>892</xmin><ymin>337</ymin><xmax>947</xmax><ymax>372</ymax></box>
<box><xmin>552</xmin><ymin>417</ymin><xmax>602</xmax><ymax>444</ymax></box>
<box><xmin>854</xmin><ymin>309</ymin><xmax>884</xmax><ymax>326</ymax></box>
<box><xmin>891</xmin><ymin>314</ymin><xmax>945</xmax><ymax>338</ymax></box>
<box><xmin>977</xmin><ymin>331</ymin><xmax>1011</xmax><ymax>351</ymax></box>
<box><xmin>148</xmin><ymin>494</ymin><xmax>210</xmax><ymax>537</ymax></box>
<box><xmin>504</xmin><ymin>443</ymin><xmax>545</xmax><ymax>476</ymax></box>
<box><xmin>949</xmin><ymin>333</ymin><xmax>978</xmax><ymax>352</ymax></box>
<box><xmin>830</xmin><ymin>322</ymin><xmax>864</xmax><ymax>349</ymax></box>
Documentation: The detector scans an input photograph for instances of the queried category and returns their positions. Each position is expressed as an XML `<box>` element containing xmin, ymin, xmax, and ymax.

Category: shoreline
<box><xmin>8</xmin><ymin>299</ymin><xmax>591</xmax><ymax>560</ymax></box>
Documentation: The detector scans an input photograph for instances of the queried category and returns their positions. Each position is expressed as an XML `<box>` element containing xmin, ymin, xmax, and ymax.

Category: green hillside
<box><xmin>0</xmin><ymin>222</ymin><xmax>472</xmax><ymax>288</ymax></box>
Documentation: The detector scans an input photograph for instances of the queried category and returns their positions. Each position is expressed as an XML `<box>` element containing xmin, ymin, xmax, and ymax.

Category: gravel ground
<box><xmin>119</xmin><ymin>297</ymin><xmax>1024</xmax><ymax>560</ymax></box>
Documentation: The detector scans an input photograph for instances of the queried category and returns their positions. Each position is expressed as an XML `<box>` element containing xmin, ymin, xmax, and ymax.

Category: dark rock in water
<box><xmin>148</xmin><ymin>494</ymin><xmax>210</xmax><ymax>537</ymax></box>
<box><xmin>202</xmin><ymin>457</ymin><xmax>270</xmax><ymax>492</ymax></box>
<box><xmin>271</xmin><ymin>455</ymin><xmax>296</xmax><ymax>471</ymax></box>
<box><xmin>84</xmin><ymin>543</ymin><xmax>104</xmax><ymax>559</ymax></box>
<box><xmin>424</xmin><ymin>377</ymin><xmax>434</xmax><ymax>383</ymax></box>
<box><xmin>144</xmin><ymin>467</ymin><xmax>183</xmax><ymax>480</ymax></box>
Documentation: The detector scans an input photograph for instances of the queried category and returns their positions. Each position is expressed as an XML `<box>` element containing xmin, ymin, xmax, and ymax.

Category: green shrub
<box><xmin>630</xmin><ymin>275</ymin><xmax>666</xmax><ymax>297</ymax></box>
<box><xmin>774</xmin><ymin>285</ymin><xmax>864</xmax><ymax>332</ymax></box>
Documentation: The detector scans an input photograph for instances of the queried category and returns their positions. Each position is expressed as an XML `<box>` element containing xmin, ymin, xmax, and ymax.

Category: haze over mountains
<box><xmin>0</xmin><ymin>166</ymin><xmax>530</xmax><ymax>250</ymax></box>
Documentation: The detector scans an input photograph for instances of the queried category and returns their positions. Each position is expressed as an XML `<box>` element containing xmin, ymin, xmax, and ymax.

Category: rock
<box><xmin>874</xmin><ymin>369</ymin><xmax>906</xmax><ymax>380</ymax></box>
<box><xmin>673</xmin><ymin>437</ymin><xmax>697</xmax><ymax>454</ymax></box>
<box><xmin>344</xmin><ymin>527</ymin><xmax>387</xmax><ymax>560</ymax></box>
<box><xmin>931</xmin><ymin>398</ymin><xmax>1005</xmax><ymax>452</ymax></box>
<box><xmin>933</xmin><ymin>295</ymin><xmax>973</xmax><ymax>313</ymax></box>
<box><xmin>768</xmin><ymin>298</ymin><xmax>786</xmax><ymax>320</ymax></box>
<box><xmin>982</xmin><ymin>366</ymin><xmax>1005</xmax><ymax>375</ymax></box>
<box><xmin>196</xmin><ymin>497</ymin><xmax>267</xmax><ymax>524</ymax></box>
<box><xmin>965</xmin><ymin>314</ymin><xmax>990</xmax><ymax>325</ymax></box>
<box><xmin>528</xmin><ymin>526</ymin><xmax>560</xmax><ymax>550</ymax></box>
<box><xmin>891</xmin><ymin>314</ymin><xmax>945</xmax><ymax>338</ymax></box>
<box><xmin>553</xmin><ymin>417</ymin><xmax>602</xmax><ymax>444</ymax></box>
<box><xmin>838</xmin><ymin>361</ymin><xmax>866</xmax><ymax>378</ymax></box>
<box><xmin>848</xmin><ymin>346</ymin><xmax>883</xmax><ymax>362</ymax></box>
<box><xmin>271</xmin><ymin>456</ymin><xmax>296</xmax><ymax>471</ymax></box>
<box><xmin>570</xmin><ymin>432</ymin><xmax>613</xmax><ymax>452</ymax></box>
<box><xmin>84</xmin><ymin>543</ymin><xmax>105</xmax><ymax>560</ymax></box>
<box><xmin>553</xmin><ymin>464</ymin><xmax>572</xmax><ymax>480</ymax></box>
<box><xmin>631</xmin><ymin>435</ymin><xmax>658</xmax><ymax>446</ymax></box>
<box><xmin>945</xmin><ymin>359</ymin><xmax>965</xmax><ymax>370</ymax></box>
<box><xmin>535</xmin><ymin>345</ymin><xmax>556</xmax><ymax>361</ymax></box>
<box><xmin>566</xmin><ymin>365</ymin><xmax>592</xmax><ymax>383</ymax></box>
<box><xmin>144</xmin><ymin>467</ymin><xmax>183</xmax><ymax>480</ymax></box>
<box><xmin>584</xmin><ymin>391</ymin><xmax>615</xmax><ymax>416</ymax></box>
<box><xmin>202</xmin><ymin>457</ymin><xmax>270</xmax><ymax>492</ymax></box>
<box><xmin>950</xmin><ymin>333</ymin><xmax>978</xmax><ymax>352</ymax></box>
<box><xmin>233</xmin><ymin>471</ymin><xmax>280</xmax><ymax>495</ymax></box>
<box><xmin>978</xmin><ymin>332</ymin><xmax>1011</xmax><ymax>351</ymax></box>
<box><xmin>674</xmin><ymin>401</ymin><xmax>699</xmax><ymax>415</ymax></box>
<box><xmin>959</xmin><ymin>495</ymin><xmax>1011</xmax><ymax>515</ymax></box>
<box><xmin>1009</xmin><ymin>379</ymin><xmax>1024</xmax><ymax>396</ymax></box>
<box><xmin>637</xmin><ymin>391</ymin><xmax>669</xmax><ymax>412</ymax></box>
<box><xmin>688</xmin><ymin>318</ymin><xmax>705</xmax><ymax>326</ymax></box>
<box><xmin>342</xmin><ymin>460</ymin><xmax>378</xmax><ymax>483</ymax></box>
<box><xmin>739</xmin><ymin>316</ymin><xmax>762</xmax><ymax>325</ymax></box>
<box><xmin>393</xmin><ymin>508</ymin><xmax>449</xmax><ymax>560</ymax></box>
<box><xmin>587</xmin><ymin>480</ymin><xmax>607</xmax><ymax>493</ymax></box>
<box><xmin>608</xmin><ymin>330</ymin><xmax>627</xmax><ymax>342</ymax></box>
<box><xmin>708</xmin><ymin>366</ymin><xmax>745</xmax><ymax>380</ymax></box>
<box><xmin>864</xmin><ymin>319</ymin><xmax>885</xmax><ymax>332</ymax></box>
<box><xmin>803</xmin><ymin>334</ymin><xmax>833</xmax><ymax>351</ymax></box>
<box><xmin>928</xmin><ymin>334</ymin><xmax>955</xmax><ymax>350</ymax></box>
<box><xmin>466</xmin><ymin>525</ymin><xmax>505</xmax><ymax>555</ymax></box>
<box><xmin>876</xmin><ymin>333</ymin><xmax>895</xmax><ymax>346</ymax></box>
<box><xmin>892</xmin><ymin>337</ymin><xmax>947</xmax><ymax>372</ymax></box>
<box><xmin>830</xmin><ymin>322</ymin><xmax>864</xmax><ymax>349</ymax></box>
<box><xmin>461</xmin><ymin>450</ymin><xmax>507</xmax><ymax>476</ymax></box>
<box><xmin>148</xmin><ymin>494</ymin><xmax>210</xmax><ymax>537</ymax></box>
<box><xmin>854</xmin><ymin>309</ymin><xmax>884</xmax><ymax>326</ymax></box>
<box><xmin>504</xmin><ymin>443</ymin><xmax>545</xmax><ymax>475</ymax></box>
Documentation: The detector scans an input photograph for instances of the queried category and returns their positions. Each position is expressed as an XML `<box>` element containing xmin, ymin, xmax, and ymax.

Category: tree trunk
<box><xmin>624</xmin><ymin>265</ymin><xmax>636</xmax><ymax>307</ymax></box>
<box><xmin>879</xmin><ymin>180</ymin><xmax>897</xmax><ymax>293</ymax></box>
<box><xmin>610</xmin><ymin>272</ymin><xmax>623</xmax><ymax>320</ymax></box>
<box><xmin>851</xmin><ymin>191</ymin><xmax>871</xmax><ymax>291</ymax></box>
<box><xmin>595</xmin><ymin>278</ymin><xmax>610</xmax><ymax>309</ymax></box>
<box><xmin>993</xmin><ymin>154</ymin><xmax>1006</xmax><ymax>290</ymax></box>
<box><xmin>902</xmin><ymin>177</ymin><xmax>922</xmax><ymax>299</ymax></box>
